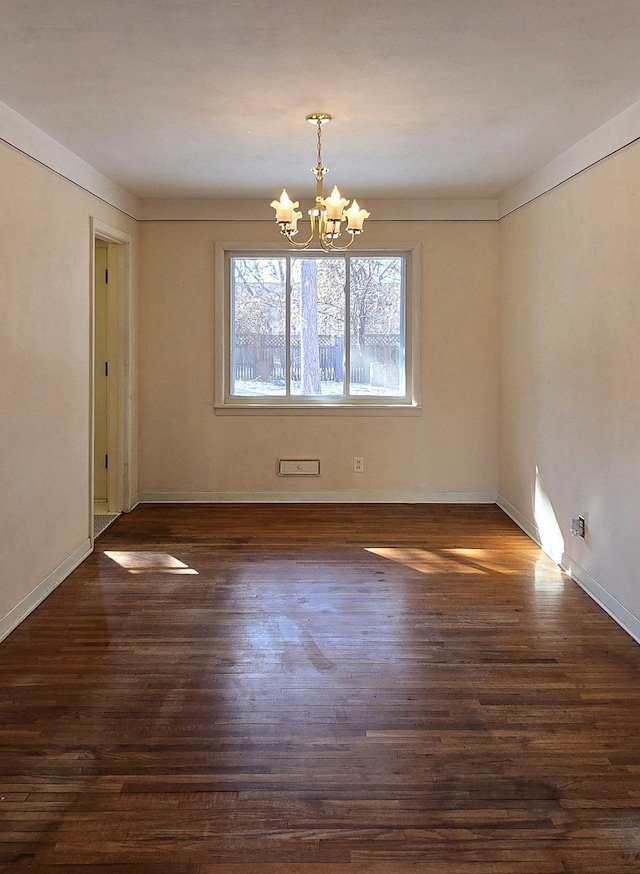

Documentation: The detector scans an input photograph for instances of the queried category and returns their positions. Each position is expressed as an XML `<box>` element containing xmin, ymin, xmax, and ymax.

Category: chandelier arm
<box><xmin>320</xmin><ymin>232</ymin><xmax>357</xmax><ymax>252</ymax></box>
<box><xmin>284</xmin><ymin>234</ymin><xmax>316</xmax><ymax>250</ymax></box>
<box><xmin>282</xmin><ymin>212</ymin><xmax>318</xmax><ymax>249</ymax></box>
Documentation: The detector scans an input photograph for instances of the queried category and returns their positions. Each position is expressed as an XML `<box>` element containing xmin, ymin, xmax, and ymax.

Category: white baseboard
<box><xmin>561</xmin><ymin>553</ymin><xmax>640</xmax><ymax>645</ymax></box>
<box><xmin>137</xmin><ymin>490</ymin><xmax>498</xmax><ymax>504</ymax></box>
<box><xmin>0</xmin><ymin>538</ymin><xmax>92</xmax><ymax>643</ymax></box>
<box><xmin>127</xmin><ymin>493</ymin><xmax>141</xmax><ymax>512</ymax></box>
<box><xmin>497</xmin><ymin>493</ymin><xmax>640</xmax><ymax>646</ymax></box>
<box><xmin>496</xmin><ymin>494</ymin><xmax>541</xmax><ymax>546</ymax></box>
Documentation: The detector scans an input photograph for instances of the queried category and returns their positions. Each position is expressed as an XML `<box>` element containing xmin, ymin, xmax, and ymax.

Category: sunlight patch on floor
<box><xmin>104</xmin><ymin>551</ymin><xmax>199</xmax><ymax>574</ymax></box>
<box><xmin>365</xmin><ymin>546</ymin><xmax>487</xmax><ymax>575</ymax></box>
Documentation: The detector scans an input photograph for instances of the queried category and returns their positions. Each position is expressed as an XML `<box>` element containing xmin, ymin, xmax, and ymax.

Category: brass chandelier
<box><xmin>270</xmin><ymin>113</ymin><xmax>370</xmax><ymax>252</ymax></box>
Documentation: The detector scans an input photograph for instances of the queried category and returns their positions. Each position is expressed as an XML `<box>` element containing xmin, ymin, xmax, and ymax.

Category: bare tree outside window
<box><xmin>350</xmin><ymin>257</ymin><xmax>404</xmax><ymax>395</ymax></box>
<box><xmin>291</xmin><ymin>258</ymin><xmax>345</xmax><ymax>396</ymax></box>
<box><xmin>299</xmin><ymin>260</ymin><xmax>322</xmax><ymax>395</ymax></box>
<box><xmin>232</xmin><ymin>258</ymin><xmax>287</xmax><ymax>395</ymax></box>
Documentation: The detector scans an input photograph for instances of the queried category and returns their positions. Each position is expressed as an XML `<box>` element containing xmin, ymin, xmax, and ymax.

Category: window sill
<box><xmin>214</xmin><ymin>403</ymin><xmax>422</xmax><ymax>416</ymax></box>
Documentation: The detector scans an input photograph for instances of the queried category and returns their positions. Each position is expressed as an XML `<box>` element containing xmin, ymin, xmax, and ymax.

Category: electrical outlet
<box><xmin>570</xmin><ymin>516</ymin><xmax>586</xmax><ymax>538</ymax></box>
<box><xmin>353</xmin><ymin>456</ymin><xmax>364</xmax><ymax>473</ymax></box>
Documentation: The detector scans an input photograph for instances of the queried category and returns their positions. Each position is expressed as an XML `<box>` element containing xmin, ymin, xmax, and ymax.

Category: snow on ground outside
<box><xmin>232</xmin><ymin>379</ymin><xmax>402</xmax><ymax>398</ymax></box>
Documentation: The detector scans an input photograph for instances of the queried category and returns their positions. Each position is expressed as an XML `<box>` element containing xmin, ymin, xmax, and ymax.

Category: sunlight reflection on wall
<box><xmin>533</xmin><ymin>466</ymin><xmax>565</xmax><ymax>565</ymax></box>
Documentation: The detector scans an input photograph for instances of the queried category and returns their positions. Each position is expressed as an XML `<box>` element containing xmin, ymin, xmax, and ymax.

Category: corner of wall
<box><xmin>0</xmin><ymin>539</ymin><xmax>92</xmax><ymax>643</ymax></box>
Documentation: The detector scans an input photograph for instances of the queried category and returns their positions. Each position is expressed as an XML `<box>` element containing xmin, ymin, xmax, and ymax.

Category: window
<box><xmin>215</xmin><ymin>246</ymin><xmax>420</xmax><ymax>411</ymax></box>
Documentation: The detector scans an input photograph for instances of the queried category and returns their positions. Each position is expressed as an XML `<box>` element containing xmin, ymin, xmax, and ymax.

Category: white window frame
<box><xmin>214</xmin><ymin>242</ymin><xmax>421</xmax><ymax>414</ymax></box>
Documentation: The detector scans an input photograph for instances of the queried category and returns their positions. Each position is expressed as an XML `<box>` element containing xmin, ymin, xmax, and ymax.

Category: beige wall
<box><xmin>0</xmin><ymin>141</ymin><xmax>137</xmax><ymax>629</ymax></box>
<box><xmin>138</xmin><ymin>220</ymin><xmax>499</xmax><ymax>500</ymax></box>
<box><xmin>499</xmin><ymin>140</ymin><xmax>640</xmax><ymax>633</ymax></box>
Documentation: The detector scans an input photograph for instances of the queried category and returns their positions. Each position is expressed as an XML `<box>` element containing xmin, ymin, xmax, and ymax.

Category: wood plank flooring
<box><xmin>1</xmin><ymin>503</ymin><xmax>640</xmax><ymax>872</ymax></box>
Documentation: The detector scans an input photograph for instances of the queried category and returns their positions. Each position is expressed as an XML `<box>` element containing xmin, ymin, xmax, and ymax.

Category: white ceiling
<box><xmin>2</xmin><ymin>0</ymin><xmax>640</xmax><ymax>201</ymax></box>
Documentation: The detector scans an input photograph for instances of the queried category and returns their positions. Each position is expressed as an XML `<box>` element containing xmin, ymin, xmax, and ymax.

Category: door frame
<box><xmin>90</xmin><ymin>218</ymin><xmax>133</xmax><ymax>542</ymax></box>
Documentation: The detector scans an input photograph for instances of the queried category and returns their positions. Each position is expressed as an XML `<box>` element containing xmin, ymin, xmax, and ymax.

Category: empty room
<box><xmin>2</xmin><ymin>1</ymin><xmax>640</xmax><ymax>871</ymax></box>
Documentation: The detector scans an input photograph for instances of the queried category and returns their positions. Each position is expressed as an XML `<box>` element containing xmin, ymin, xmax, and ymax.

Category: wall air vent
<box><xmin>278</xmin><ymin>459</ymin><xmax>321</xmax><ymax>476</ymax></box>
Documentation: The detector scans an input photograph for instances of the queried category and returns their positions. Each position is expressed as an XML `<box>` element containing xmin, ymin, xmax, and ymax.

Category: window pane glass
<box><xmin>349</xmin><ymin>257</ymin><xmax>405</xmax><ymax>397</ymax></box>
<box><xmin>231</xmin><ymin>257</ymin><xmax>286</xmax><ymax>397</ymax></box>
<box><xmin>291</xmin><ymin>258</ymin><xmax>346</xmax><ymax>397</ymax></box>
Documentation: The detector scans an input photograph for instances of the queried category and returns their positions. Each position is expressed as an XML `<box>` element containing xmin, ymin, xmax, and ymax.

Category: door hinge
<box><xmin>105</xmin><ymin>454</ymin><xmax>109</xmax><ymax>469</ymax></box>
<box><xmin>105</xmin><ymin>361</ymin><xmax>109</xmax><ymax>377</ymax></box>
<box><xmin>105</xmin><ymin>268</ymin><xmax>109</xmax><ymax>284</ymax></box>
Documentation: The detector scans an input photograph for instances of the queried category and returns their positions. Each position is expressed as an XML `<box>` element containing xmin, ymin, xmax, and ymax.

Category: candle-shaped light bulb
<box><xmin>270</xmin><ymin>189</ymin><xmax>298</xmax><ymax>224</ymax></box>
<box><xmin>323</xmin><ymin>185</ymin><xmax>349</xmax><ymax>220</ymax></box>
<box><xmin>345</xmin><ymin>199</ymin><xmax>370</xmax><ymax>233</ymax></box>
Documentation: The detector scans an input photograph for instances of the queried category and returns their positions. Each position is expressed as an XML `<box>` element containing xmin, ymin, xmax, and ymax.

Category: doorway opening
<box><xmin>91</xmin><ymin>221</ymin><xmax>132</xmax><ymax>542</ymax></box>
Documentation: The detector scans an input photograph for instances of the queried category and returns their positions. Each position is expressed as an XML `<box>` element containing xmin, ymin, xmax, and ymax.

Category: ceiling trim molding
<box><xmin>138</xmin><ymin>197</ymin><xmax>499</xmax><ymax>222</ymax></box>
<box><xmin>499</xmin><ymin>97</ymin><xmax>640</xmax><ymax>218</ymax></box>
<box><xmin>0</xmin><ymin>99</ymin><xmax>139</xmax><ymax>219</ymax></box>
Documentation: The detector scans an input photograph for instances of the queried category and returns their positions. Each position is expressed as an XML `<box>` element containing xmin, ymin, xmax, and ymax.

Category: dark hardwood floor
<box><xmin>1</xmin><ymin>503</ymin><xmax>640</xmax><ymax>872</ymax></box>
